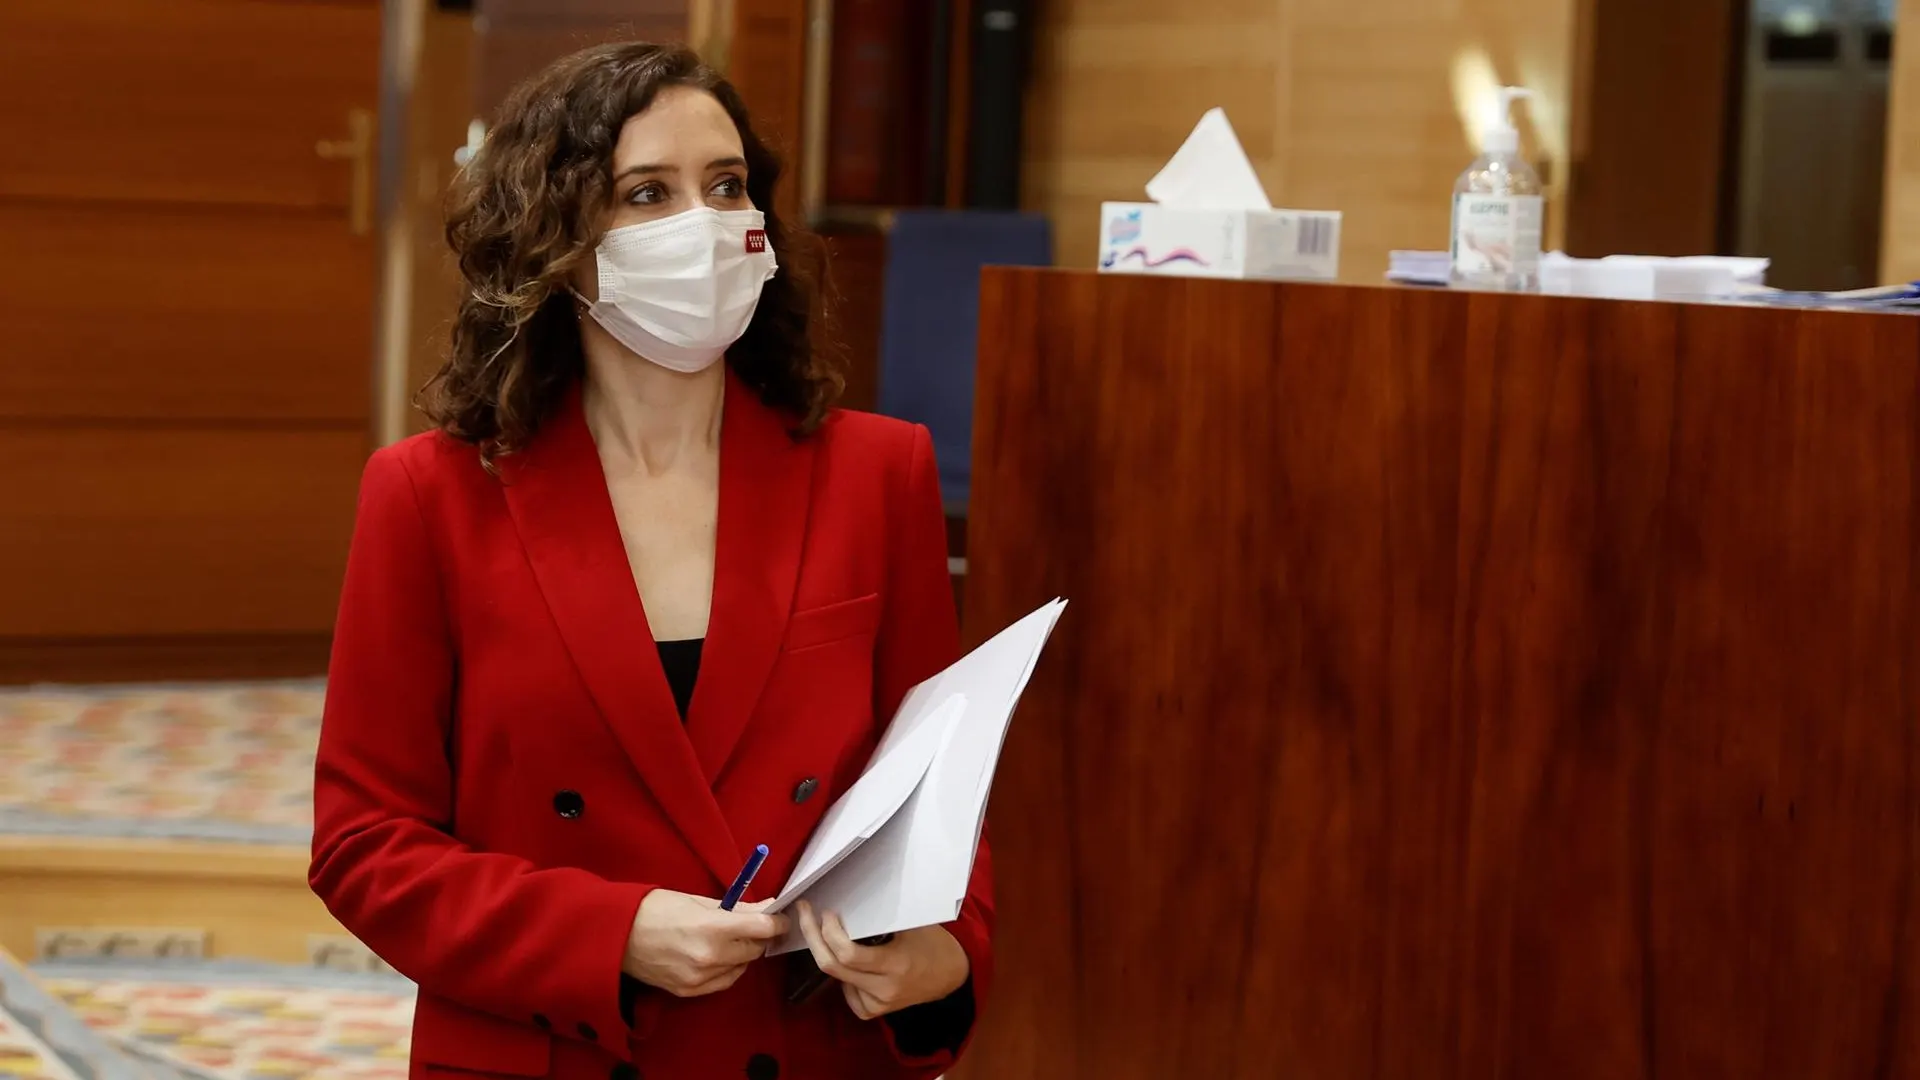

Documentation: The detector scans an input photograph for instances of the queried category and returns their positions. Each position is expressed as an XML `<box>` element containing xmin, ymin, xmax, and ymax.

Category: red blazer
<box><xmin>309</xmin><ymin>374</ymin><xmax>992</xmax><ymax>1080</ymax></box>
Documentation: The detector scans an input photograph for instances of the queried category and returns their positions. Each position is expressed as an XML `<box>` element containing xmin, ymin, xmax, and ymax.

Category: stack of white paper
<box><xmin>1387</xmin><ymin>250</ymin><xmax>1451</xmax><ymax>286</ymax></box>
<box><xmin>1539</xmin><ymin>252</ymin><xmax>1770</xmax><ymax>300</ymax></box>
<box><xmin>764</xmin><ymin>598</ymin><xmax>1067</xmax><ymax>953</ymax></box>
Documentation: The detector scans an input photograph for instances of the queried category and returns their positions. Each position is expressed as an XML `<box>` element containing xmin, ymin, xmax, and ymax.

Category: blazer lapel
<box><xmin>499</xmin><ymin>386</ymin><xmax>741</xmax><ymax>888</ymax></box>
<box><xmin>685</xmin><ymin>373</ymin><xmax>813</xmax><ymax>784</ymax></box>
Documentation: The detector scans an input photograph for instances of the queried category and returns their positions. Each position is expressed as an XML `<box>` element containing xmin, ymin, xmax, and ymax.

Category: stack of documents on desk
<box><xmin>1387</xmin><ymin>250</ymin><xmax>1451</xmax><ymax>286</ymax></box>
<box><xmin>1743</xmin><ymin>282</ymin><xmax>1920</xmax><ymax>310</ymax></box>
<box><xmin>1539</xmin><ymin>252</ymin><xmax>1769</xmax><ymax>300</ymax></box>
<box><xmin>765</xmin><ymin>598</ymin><xmax>1067</xmax><ymax>953</ymax></box>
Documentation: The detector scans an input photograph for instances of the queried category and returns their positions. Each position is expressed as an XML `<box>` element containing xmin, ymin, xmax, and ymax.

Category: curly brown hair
<box><xmin>421</xmin><ymin>42</ymin><xmax>841</xmax><ymax>464</ymax></box>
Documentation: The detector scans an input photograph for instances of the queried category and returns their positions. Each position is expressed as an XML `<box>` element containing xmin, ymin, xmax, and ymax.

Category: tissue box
<box><xmin>1097</xmin><ymin>202</ymin><xmax>1341</xmax><ymax>282</ymax></box>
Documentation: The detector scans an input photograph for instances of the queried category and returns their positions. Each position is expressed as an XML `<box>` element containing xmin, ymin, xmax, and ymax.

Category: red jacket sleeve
<box><xmin>309</xmin><ymin>447</ymin><xmax>654</xmax><ymax>1052</ymax></box>
<box><xmin>870</xmin><ymin>424</ymin><xmax>996</xmax><ymax>1073</ymax></box>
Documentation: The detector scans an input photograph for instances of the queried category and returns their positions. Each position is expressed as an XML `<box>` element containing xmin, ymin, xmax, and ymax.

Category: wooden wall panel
<box><xmin>1564</xmin><ymin>0</ymin><xmax>1743</xmax><ymax>256</ymax></box>
<box><xmin>0</xmin><ymin>0</ymin><xmax>380</xmax><ymax>211</ymax></box>
<box><xmin>0</xmin><ymin>429</ymin><xmax>369</xmax><ymax>640</ymax></box>
<box><xmin>470</xmin><ymin>0</ymin><xmax>799</xmax><ymax>161</ymax></box>
<box><xmin>0</xmin><ymin>636</ymin><xmax>336</xmax><ymax>687</ymax></box>
<box><xmin>499</xmin><ymin>0</ymin><xmax>685</xmax><ymax>16</ymax></box>
<box><xmin>1</xmin><ymin>203</ymin><xmax>372</xmax><ymax>423</ymax></box>
<box><xmin>0</xmin><ymin>1</ymin><xmax>381</xmax><ymax>683</ymax></box>
<box><xmin>724</xmin><ymin>0</ymin><xmax>809</xmax><ymax>223</ymax></box>
<box><xmin>822</xmin><ymin>2</ymin><xmax>937</xmax><ymax>206</ymax></box>
<box><xmin>472</xmin><ymin>0</ymin><xmax>689</xmax><ymax>117</ymax></box>
<box><xmin>474</xmin><ymin>19</ymin><xmax>689</xmax><ymax>116</ymax></box>
<box><xmin>943</xmin><ymin>0</ymin><xmax>975</xmax><ymax>208</ymax></box>
<box><xmin>722</xmin><ymin>0</ymin><xmax>807</xmax><ymax>156</ymax></box>
<box><xmin>819</xmin><ymin>228</ymin><xmax>887</xmax><ymax>413</ymax></box>
<box><xmin>1881</xmin><ymin>0</ymin><xmax>1920</xmax><ymax>280</ymax></box>
<box><xmin>961</xmin><ymin>267</ymin><xmax>1920</xmax><ymax>1079</ymax></box>
<box><xmin>402</xmin><ymin>9</ymin><xmax>479</xmax><ymax>433</ymax></box>
<box><xmin>1019</xmin><ymin>0</ymin><xmax>1578</xmax><ymax>280</ymax></box>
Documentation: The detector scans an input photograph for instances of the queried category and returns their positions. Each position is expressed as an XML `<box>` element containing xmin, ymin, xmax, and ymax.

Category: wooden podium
<box><xmin>958</xmin><ymin>267</ymin><xmax>1920</xmax><ymax>1079</ymax></box>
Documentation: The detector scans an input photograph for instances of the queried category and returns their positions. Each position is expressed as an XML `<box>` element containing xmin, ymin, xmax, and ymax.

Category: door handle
<box><xmin>316</xmin><ymin>107</ymin><xmax>375</xmax><ymax>237</ymax></box>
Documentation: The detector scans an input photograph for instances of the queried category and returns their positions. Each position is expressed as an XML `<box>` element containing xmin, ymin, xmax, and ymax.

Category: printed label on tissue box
<box><xmin>1098</xmin><ymin>203</ymin><xmax>1340</xmax><ymax>282</ymax></box>
<box><xmin>1450</xmin><ymin>194</ymin><xmax>1542</xmax><ymax>277</ymax></box>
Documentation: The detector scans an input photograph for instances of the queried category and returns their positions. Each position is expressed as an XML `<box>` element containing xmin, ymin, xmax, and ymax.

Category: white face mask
<box><xmin>580</xmin><ymin>206</ymin><xmax>779</xmax><ymax>373</ymax></box>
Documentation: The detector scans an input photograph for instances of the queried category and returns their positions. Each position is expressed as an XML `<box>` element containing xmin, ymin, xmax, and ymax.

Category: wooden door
<box><xmin>0</xmin><ymin>0</ymin><xmax>383</xmax><ymax>683</ymax></box>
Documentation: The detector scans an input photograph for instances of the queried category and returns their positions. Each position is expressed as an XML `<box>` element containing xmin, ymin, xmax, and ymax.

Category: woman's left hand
<box><xmin>795</xmin><ymin>901</ymin><xmax>969</xmax><ymax>1020</ymax></box>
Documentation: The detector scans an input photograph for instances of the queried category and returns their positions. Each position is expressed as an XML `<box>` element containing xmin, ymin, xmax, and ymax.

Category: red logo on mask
<box><xmin>745</xmin><ymin>229</ymin><xmax>767</xmax><ymax>253</ymax></box>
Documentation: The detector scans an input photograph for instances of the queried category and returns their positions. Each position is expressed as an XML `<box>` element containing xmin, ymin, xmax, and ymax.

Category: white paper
<box><xmin>1144</xmin><ymin>107</ymin><xmax>1272</xmax><ymax>211</ymax></box>
<box><xmin>763</xmin><ymin>693</ymin><xmax>965</xmax><ymax>912</ymax></box>
<box><xmin>1539</xmin><ymin>252</ymin><xmax>1770</xmax><ymax>300</ymax></box>
<box><xmin>765</xmin><ymin>598</ymin><xmax>1068</xmax><ymax>954</ymax></box>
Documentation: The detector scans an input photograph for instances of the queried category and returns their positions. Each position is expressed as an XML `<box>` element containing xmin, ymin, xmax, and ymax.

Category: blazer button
<box><xmin>791</xmin><ymin>777</ymin><xmax>818</xmax><ymax>804</ymax></box>
<box><xmin>610</xmin><ymin>1066</ymin><xmax>640</xmax><ymax>1080</ymax></box>
<box><xmin>746</xmin><ymin>1053</ymin><xmax>780</xmax><ymax>1080</ymax></box>
<box><xmin>578</xmin><ymin>1021</ymin><xmax>598</xmax><ymax>1041</ymax></box>
<box><xmin>553</xmin><ymin>790</ymin><xmax>585</xmax><ymax>819</ymax></box>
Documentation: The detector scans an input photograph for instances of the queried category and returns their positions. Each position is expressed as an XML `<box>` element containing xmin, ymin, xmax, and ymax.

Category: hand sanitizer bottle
<box><xmin>1449</xmin><ymin>87</ymin><xmax>1543</xmax><ymax>292</ymax></box>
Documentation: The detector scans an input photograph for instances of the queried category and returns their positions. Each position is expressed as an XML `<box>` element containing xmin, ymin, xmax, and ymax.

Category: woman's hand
<box><xmin>795</xmin><ymin>901</ymin><xmax>970</xmax><ymax>1020</ymax></box>
<box><xmin>623</xmin><ymin>890</ymin><xmax>788</xmax><ymax>998</ymax></box>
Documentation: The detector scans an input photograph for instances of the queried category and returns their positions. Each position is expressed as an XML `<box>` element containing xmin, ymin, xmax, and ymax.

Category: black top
<box><xmin>656</xmin><ymin>638</ymin><xmax>703</xmax><ymax>720</ymax></box>
<box><xmin>638</xmin><ymin>636</ymin><xmax>974</xmax><ymax>1056</ymax></box>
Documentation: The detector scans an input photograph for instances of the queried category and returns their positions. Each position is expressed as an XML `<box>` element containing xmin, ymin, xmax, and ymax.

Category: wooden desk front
<box><xmin>960</xmin><ymin>268</ymin><xmax>1920</xmax><ymax>1079</ymax></box>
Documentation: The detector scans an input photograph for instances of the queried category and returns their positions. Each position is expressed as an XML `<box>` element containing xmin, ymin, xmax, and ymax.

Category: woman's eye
<box><xmin>626</xmin><ymin>182</ymin><xmax>666</xmax><ymax>205</ymax></box>
<box><xmin>710</xmin><ymin>176</ymin><xmax>745</xmax><ymax>199</ymax></box>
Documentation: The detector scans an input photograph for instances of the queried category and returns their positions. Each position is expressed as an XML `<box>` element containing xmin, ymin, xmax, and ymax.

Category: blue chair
<box><xmin>875</xmin><ymin>210</ymin><xmax>1053</xmax><ymax>513</ymax></box>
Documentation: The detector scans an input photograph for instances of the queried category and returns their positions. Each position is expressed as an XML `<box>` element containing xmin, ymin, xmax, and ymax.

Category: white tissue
<box><xmin>1144</xmin><ymin>107</ymin><xmax>1272</xmax><ymax>212</ymax></box>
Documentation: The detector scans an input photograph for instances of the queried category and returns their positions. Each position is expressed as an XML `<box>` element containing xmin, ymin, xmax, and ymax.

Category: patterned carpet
<box><xmin>0</xmin><ymin>950</ymin><xmax>157</xmax><ymax>1080</ymax></box>
<box><xmin>34</xmin><ymin>961</ymin><xmax>412</xmax><ymax>1080</ymax></box>
<box><xmin>0</xmin><ymin>683</ymin><xmax>322</xmax><ymax>845</ymax></box>
<box><xmin>0</xmin><ymin>682</ymin><xmax>425</xmax><ymax>1078</ymax></box>
<box><xmin>0</xmin><ymin>954</ymin><xmax>414</xmax><ymax>1080</ymax></box>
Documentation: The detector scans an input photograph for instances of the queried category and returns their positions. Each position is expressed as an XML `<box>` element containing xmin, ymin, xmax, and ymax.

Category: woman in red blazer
<box><xmin>309</xmin><ymin>42</ymin><xmax>990</xmax><ymax>1080</ymax></box>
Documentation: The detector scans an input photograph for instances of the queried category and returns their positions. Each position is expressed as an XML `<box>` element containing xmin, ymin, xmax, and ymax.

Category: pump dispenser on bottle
<box><xmin>1449</xmin><ymin>86</ymin><xmax>1543</xmax><ymax>292</ymax></box>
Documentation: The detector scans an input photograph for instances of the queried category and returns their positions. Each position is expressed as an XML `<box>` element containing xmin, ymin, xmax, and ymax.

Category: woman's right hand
<box><xmin>623</xmin><ymin>889</ymin><xmax>789</xmax><ymax>997</ymax></box>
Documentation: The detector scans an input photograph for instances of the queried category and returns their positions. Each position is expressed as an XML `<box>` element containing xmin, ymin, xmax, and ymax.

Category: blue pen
<box><xmin>719</xmin><ymin>844</ymin><xmax>770</xmax><ymax>911</ymax></box>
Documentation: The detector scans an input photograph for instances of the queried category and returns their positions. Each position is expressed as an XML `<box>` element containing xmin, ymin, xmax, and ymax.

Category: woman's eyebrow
<box><xmin>614</xmin><ymin>162</ymin><xmax>675</xmax><ymax>180</ymax></box>
<box><xmin>614</xmin><ymin>157</ymin><xmax>746</xmax><ymax>181</ymax></box>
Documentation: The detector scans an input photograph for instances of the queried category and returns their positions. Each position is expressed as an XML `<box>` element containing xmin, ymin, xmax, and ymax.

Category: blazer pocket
<box><xmin>783</xmin><ymin>593</ymin><xmax>882</xmax><ymax>653</ymax></box>
<box><xmin>413</xmin><ymin>991</ymin><xmax>552</xmax><ymax>1077</ymax></box>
